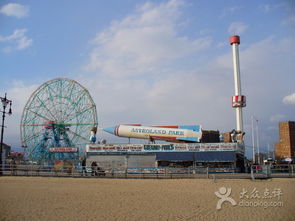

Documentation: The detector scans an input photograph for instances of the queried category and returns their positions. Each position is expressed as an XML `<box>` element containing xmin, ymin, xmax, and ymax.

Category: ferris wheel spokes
<box><xmin>20</xmin><ymin>78</ymin><xmax>98</xmax><ymax>163</ymax></box>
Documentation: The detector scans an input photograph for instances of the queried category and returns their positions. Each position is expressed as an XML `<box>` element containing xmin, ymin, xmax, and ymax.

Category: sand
<box><xmin>0</xmin><ymin>177</ymin><xmax>294</xmax><ymax>221</ymax></box>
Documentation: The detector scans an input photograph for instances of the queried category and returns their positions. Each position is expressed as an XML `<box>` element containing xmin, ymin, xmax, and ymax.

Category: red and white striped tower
<box><xmin>230</xmin><ymin>35</ymin><xmax>246</xmax><ymax>134</ymax></box>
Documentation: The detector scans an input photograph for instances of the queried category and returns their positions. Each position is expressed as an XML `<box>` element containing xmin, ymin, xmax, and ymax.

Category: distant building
<box><xmin>1</xmin><ymin>143</ymin><xmax>11</xmax><ymax>163</ymax></box>
<box><xmin>275</xmin><ymin>121</ymin><xmax>295</xmax><ymax>160</ymax></box>
<box><xmin>2</xmin><ymin>143</ymin><xmax>11</xmax><ymax>156</ymax></box>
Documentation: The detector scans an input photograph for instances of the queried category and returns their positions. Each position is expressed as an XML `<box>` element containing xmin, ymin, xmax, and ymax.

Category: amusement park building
<box><xmin>85</xmin><ymin>142</ymin><xmax>245</xmax><ymax>171</ymax></box>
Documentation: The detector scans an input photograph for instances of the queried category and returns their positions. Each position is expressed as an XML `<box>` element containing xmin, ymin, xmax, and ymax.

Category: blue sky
<box><xmin>1</xmin><ymin>0</ymin><xmax>295</xmax><ymax>158</ymax></box>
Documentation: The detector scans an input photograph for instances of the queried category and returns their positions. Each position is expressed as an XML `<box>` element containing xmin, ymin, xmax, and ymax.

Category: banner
<box><xmin>86</xmin><ymin>143</ymin><xmax>243</xmax><ymax>153</ymax></box>
<box><xmin>49</xmin><ymin>147</ymin><xmax>78</xmax><ymax>153</ymax></box>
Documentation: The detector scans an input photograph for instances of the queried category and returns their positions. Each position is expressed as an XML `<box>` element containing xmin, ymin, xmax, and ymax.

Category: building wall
<box><xmin>87</xmin><ymin>155</ymin><xmax>126</xmax><ymax>168</ymax></box>
<box><xmin>87</xmin><ymin>154</ymin><xmax>156</xmax><ymax>168</ymax></box>
<box><xmin>222</xmin><ymin>132</ymin><xmax>232</xmax><ymax>143</ymax></box>
<box><xmin>87</xmin><ymin>152</ymin><xmax>239</xmax><ymax>169</ymax></box>
<box><xmin>127</xmin><ymin>155</ymin><xmax>156</xmax><ymax>168</ymax></box>
<box><xmin>1</xmin><ymin>143</ymin><xmax>11</xmax><ymax>164</ymax></box>
<box><xmin>275</xmin><ymin>121</ymin><xmax>295</xmax><ymax>159</ymax></box>
<box><xmin>201</xmin><ymin>130</ymin><xmax>220</xmax><ymax>143</ymax></box>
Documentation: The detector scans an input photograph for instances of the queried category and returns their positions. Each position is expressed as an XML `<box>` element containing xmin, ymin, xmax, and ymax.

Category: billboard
<box><xmin>49</xmin><ymin>147</ymin><xmax>78</xmax><ymax>153</ymax></box>
<box><xmin>86</xmin><ymin>143</ymin><xmax>243</xmax><ymax>153</ymax></box>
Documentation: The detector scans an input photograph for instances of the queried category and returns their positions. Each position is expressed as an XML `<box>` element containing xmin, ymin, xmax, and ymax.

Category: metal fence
<box><xmin>250</xmin><ymin>164</ymin><xmax>295</xmax><ymax>180</ymax></box>
<box><xmin>1</xmin><ymin>164</ymin><xmax>294</xmax><ymax>179</ymax></box>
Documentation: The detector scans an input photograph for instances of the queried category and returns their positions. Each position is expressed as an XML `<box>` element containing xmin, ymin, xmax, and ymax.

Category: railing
<box><xmin>251</xmin><ymin>164</ymin><xmax>295</xmax><ymax>180</ymax></box>
<box><xmin>1</xmin><ymin>164</ymin><xmax>294</xmax><ymax>179</ymax></box>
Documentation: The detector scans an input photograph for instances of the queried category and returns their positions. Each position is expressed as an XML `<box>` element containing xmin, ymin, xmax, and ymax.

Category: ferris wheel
<box><xmin>20</xmin><ymin>78</ymin><xmax>98</xmax><ymax>162</ymax></box>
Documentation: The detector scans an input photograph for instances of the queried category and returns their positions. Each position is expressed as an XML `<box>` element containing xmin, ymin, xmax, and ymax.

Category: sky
<box><xmin>0</xmin><ymin>0</ymin><xmax>295</xmax><ymax>158</ymax></box>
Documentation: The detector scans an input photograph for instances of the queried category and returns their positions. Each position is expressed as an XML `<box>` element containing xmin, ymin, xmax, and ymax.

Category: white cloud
<box><xmin>204</xmin><ymin>35</ymin><xmax>295</xmax><ymax>142</ymax></box>
<box><xmin>0</xmin><ymin>29</ymin><xmax>32</xmax><ymax>52</ymax></box>
<box><xmin>282</xmin><ymin>15</ymin><xmax>295</xmax><ymax>25</ymax></box>
<box><xmin>270</xmin><ymin>114</ymin><xmax>286</xmax><ymax>123</ymax></box>
<box><xmin>228</xmin><ymin>22</ymin><xmax>248</xmax><ymax>34</ymax></box>
<box><xmin>85</xmin><ymin>0</ymin><xmax>211</xmax><ymax>77</ymax></box>
<box><xmin>267</xmin><ymin>126</ymin><xmax>277</xmax><ymax>131</ymax></box>
<box><xmin>1</xmin><ymin>81</ymin><xmax>38</xmax><ymax>148</ymax></box>
<box><xmin>79</xmin><ymin>68</ymin><xmax>234</xmax><ymax>131</ymax></box>
<box><xmin>217</xmin><ymin>42</ymin><xmax>226</xmax><ymax>48</ymax></box>
<box><xmin>81</xmin><ymin>1</ymin><xmax>295</xmax><ymax>139</ymax></box>
<box><xmin>220</xmin><ymin>6</ymin><xmax>242</xmax><ymax>18</ymax></box>
<box><xmin>215</xmin><ymin>36</ymin><xmax>295</xmax><ymax>74</ymax></box>
<box><xmin>6</xmin><ymin>81</ymin><xmax>38</xmax><ymax>114</ymax></box>
<box><xmin>0</xmin><ymin>3</ymin><xmax>29</xmax><ymax>18</ymax></box>
<box><xmin>259</xmin><ymin>4</ymin><xmax>271</xmax><ymax>13</ymax></box>
<box><xmin>288</xmin><ymin>15</ymin><xmax>295</xmax><ymax>24</ymax></box>
<box><xmin>283</xmin><ymin>93</ymin><xmax>295</xmax><ymax>105</ymax></box>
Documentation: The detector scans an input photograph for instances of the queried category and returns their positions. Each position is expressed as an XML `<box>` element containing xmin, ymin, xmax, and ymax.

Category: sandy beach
<box><xmin>0</xmin><ymin>177</ymin><xmax>294</xmax><ymax>221</ymax></box>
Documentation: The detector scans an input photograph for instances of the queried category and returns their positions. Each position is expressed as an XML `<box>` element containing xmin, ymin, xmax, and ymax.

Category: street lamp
<box><xmin>0</xmin><ymin>93</ymin><xmax>12</xmax><ymax>176</ymax></box>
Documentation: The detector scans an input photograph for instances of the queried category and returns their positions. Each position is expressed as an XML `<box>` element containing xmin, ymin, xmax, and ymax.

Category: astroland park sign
<box><xmin>86</xmin><ymin>143</ymin><xmax>242</xmax><ymax>153</ymax></box>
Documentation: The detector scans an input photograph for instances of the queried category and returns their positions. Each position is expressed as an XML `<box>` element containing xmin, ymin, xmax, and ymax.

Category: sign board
<box><xmin>86</xmin><ymin>143</ymin><xmax>244</xmax><ymax>153</ymax></box>
<box><xmin>49</xmin><ymin>147</ymin><xmax>78</xmax><ymax>153</ymax></box>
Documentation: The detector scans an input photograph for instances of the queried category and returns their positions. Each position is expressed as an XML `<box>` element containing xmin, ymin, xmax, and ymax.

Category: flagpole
<box><xmin>251</xmin><ymin>116</ymin><xmax>255</xmax><ymax>164</ymax></box>
<box><xmin>256</xmin><ymin>118</ymin><xmax>260</xmax><ymax>164</ymax></box>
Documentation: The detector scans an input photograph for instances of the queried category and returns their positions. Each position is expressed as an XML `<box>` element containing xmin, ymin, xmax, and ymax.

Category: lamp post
<box><xmin>0</xmin><ymin>93</ymin><xmax>12</xmax><ymax>176</ymax></box>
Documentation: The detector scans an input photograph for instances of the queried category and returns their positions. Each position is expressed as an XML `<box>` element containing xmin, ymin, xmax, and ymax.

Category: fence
<box><xmin>1</xmin><ymin>164</ymin><xmax>294</xmax><ymax>179</ymax></box>
<box><xmin>250</xmin><ymin>164</ymin><xmax>295</xmax><ymax>180</ymax></box>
